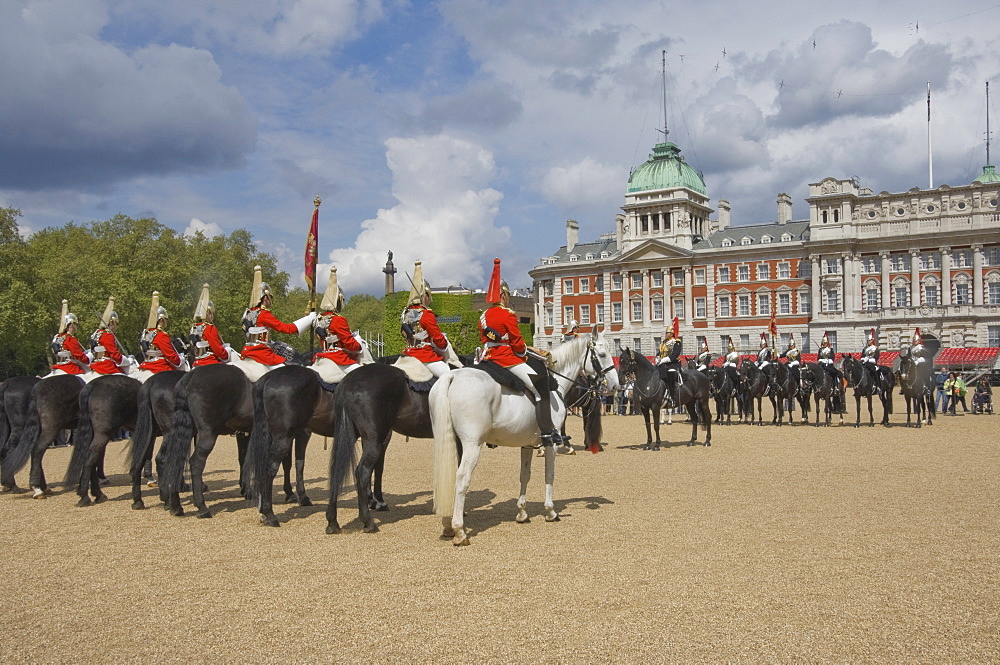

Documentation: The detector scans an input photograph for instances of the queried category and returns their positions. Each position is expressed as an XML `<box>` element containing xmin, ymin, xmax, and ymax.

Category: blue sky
<box><xmin>2</xmin><ymin>0</ymin><xmax>998</xmax><ymax>296</ymax></box>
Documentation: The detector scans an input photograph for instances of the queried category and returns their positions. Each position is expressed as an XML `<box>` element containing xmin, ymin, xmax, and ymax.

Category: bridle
<box><xmin>547</xmin><ymin>341</ymin><xmax>616</xmax><ymax>407</ymax></box>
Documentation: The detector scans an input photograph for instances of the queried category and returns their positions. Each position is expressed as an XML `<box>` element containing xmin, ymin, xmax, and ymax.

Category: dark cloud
<box><xmin>410</xmin><ymin>81</ymin><xmax>523</xmax><ymax>133</ymax></box>
<box><xmin>0</xmin><ymin>3</ymin><xmax>257</xmax><ymax>191</ymax></box>
<box><xmin>688</xmin><ymin>79</ymin><xmax>770</xmax><ymax>174</ymax></box>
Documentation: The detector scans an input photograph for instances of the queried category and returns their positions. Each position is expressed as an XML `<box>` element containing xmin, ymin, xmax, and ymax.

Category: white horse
<box><xmin>430</xmin><ymin>331</ymin><xmax>619</xmax><ymax>546</ymax></box>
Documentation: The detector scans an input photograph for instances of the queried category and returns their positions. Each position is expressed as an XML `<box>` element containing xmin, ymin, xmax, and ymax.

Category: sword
<box><xmin>92</xmin><ymin>310</ymin><xmax>132</xmax><ymax>359</ymax></box>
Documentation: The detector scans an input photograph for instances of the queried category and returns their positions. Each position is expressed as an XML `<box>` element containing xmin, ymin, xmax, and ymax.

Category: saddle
<box><xmin>391</xmin><ymin>355</ymin><xmax>437</xmax><ymax>393</ymax></box>
<box><xmin>470</xmin><ymin>360</ymin><xmax>527</xmax><ymax>393</ymax></box>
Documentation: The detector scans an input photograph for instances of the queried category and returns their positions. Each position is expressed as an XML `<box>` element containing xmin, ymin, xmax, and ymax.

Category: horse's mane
<box><xmin>550</xmin><ymin>334</ymin><xmax>591</xmax><ymax>370</ymax></box>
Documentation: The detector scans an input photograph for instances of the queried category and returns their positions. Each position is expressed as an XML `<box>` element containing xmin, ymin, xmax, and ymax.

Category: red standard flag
<box><xmin>769</xmin><ymin>305</ymin><xmax>777</xmax><ymax>336</ymax></box>
<box><xmin>304</xmin><ymin>196</ymin><xmax>321</xmax><ymax>296</ymax></box>
<box><xmin>672</xmin><ymin>316</ymin><xmax>679</xmax><ymax>338</ymax></box>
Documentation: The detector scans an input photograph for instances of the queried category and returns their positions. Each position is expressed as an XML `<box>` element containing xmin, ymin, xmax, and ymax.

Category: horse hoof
<box><xmin>284</xmin><ymin>494</ymin><xmax>295</xmax><ymax>504</ymax></box>
<box><xmin>325</xmin><ymin>523</ymin><xmax>341</xmax><ymax>535</ymax></box>
<box><xmin>146</xmin><ymin>480</ymin><xmax>158</xmax><ymax>489</ymax></box>
<box><xmin>545</xmin><ymin>513</ymin><xmax>560</xmax><ymax>522</ymax></box>
<box><xmin>687</xmin><ymin>441</ymin><xmax>694</xmax><ymax>446</ymax></box>
<box><xmin>32</xmin><ymin>488</ymin><xmax>46</xmax><ymax>499</ymax></box>
<box><xmin>169</xmin><ymin>506</ymin><xmax>184</xmax><ymax>517</ymax></box>
<box><xmin>363</xmin><ymin>523</ymin><xmax>380</xmax><ymax>534</ymax></box>
<box><xmin>0</xmin><ymin>484</ymin><xmax>16</xmax><ymax>493</ymax></box>
<box><xmin>93</xmin><ymin>493</ymin><xmax>107</xmax><ymax>504</ymax></box>
<box><xmin>131</xmin><ymin>500</ymin><xmax>146</xmax><ymax>510</ymax></box>
<box><xmin>197</xmin><ymin>510</ymin><xmax>213</xmax><ymax>519</ymax></box>
<box><xmin>516</xmin><ymin>512</ymin><xmax>530</xmax><ymax>524</ymax></box>
<box><xmin>705</xmin><ymin>441</ymin><xmax>711</xmax><ymax>446</ymax></box>
<box><xmin>373</xmin><ymin>501</ymin><xmax>388</xmax><ymax>512</ymax></box>
<box><xmin>642</xmin><ymin>444</ymin><xmax>651</xmax><ymax>451</ymax></box>
<box><xmin>299</xmin><ymin>496</ymin><xmax>313</xmax><ymax>507</ymax></box>
<box><xmin>76</xmin><ymin>496</ymin><xmax>92</xmax><ymax>507</ymax></box>
<box><xmin>258</xmin><ymin>514</ymin><xmax>279</xmax><ymax>527</ymax></box>
<box><xmin>452</xmin><ymin>531</ymin><xmax>470</xmax><ymax>546</ymax></box>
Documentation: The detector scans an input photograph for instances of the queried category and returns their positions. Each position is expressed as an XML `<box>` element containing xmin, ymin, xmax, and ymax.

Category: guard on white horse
<box><xmin>309</xmin><ymin>265</ymin><xmax>370</xmax><ymax>384</ymax></box>
<box><xmin>399</xmin><ymin>260</ymin><xmax>459</xmax><ymax>379</ymax></box>
<box><xmin>231</xmin><ymin>265</ymin><xmax>316</xmax><ymax>382</ymax></box>
<box><xmin>44</xmin><ymin>299</ymin><xmax>92</xmax><ymax>381</ymax></box>
<box><xmin>190</xmin><ymin>283</ymin><xmax>232</xmax><ymax>367</ymax></box>
<box><xmin>134</xmin><ymin>292</ymin><xmax>187</xmax><ymax>383</ymax></box>
<box><xmin>89</xmin><ymin>296</ymin><xmax>137</xmax><ymax>377</ymax></box>
<box><xmin>430</xmin><ymin>258</ymin><xmax>619</xmax><ymax>546</ymax></box>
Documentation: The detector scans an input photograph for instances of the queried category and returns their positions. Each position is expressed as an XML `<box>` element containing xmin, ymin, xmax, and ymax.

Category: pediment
<box><xmin>617</xmin><ymin>239</ymin><xmax>693</xmax><ymax>263</ymax></box>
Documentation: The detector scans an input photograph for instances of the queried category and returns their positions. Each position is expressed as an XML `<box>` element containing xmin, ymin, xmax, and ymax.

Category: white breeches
<box><xmin>506</xmin><ymin>362</ymin><xmax>540</xmax><ymax>401</ymax></box>
<box><xmin>425</xmin><ymin>360</ymin><xmax>451</xmax><ymax>378</ymax></box>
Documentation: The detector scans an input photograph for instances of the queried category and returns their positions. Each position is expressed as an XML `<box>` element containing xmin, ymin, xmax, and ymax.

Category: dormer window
<box><xmin>584</xmin><ymin>252</ymin><xmax>594</xmax><ymax>260</ymax></box>
<box><xmin>721</xmin><ymin>238</ymin><xmax>733</xmax><ymax>247</ymax></box>
<box><xmin>600</xmin><ymin>251</ymin><xmax>610</xmax><ymax>258</ymax></box>
<box><xmin>740</xmin><ymin>236</ymin><xmax>753</xmax><ymax>246</ymax></box>
<box><xmin>761</xmin><ymin>235</ymin><xmax>772</xmax><ymax>244</ymax></box>
<box><xmin>781</xmin><ymin>233</ymin><xmax>792</xmax><ymax>242</ymax></box>
<box><xmin>569</xmin><ymin>254</ymin><xmax>578</xmax><ymax>262</ymax></box>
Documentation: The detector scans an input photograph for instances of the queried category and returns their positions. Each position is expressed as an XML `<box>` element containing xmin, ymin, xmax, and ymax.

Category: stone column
<box><xmin>940</xmin><ymin>247</ymin><xmax>951</xmax><ymax>306</ymax></box>
<box><xmin>880</xmin><ymin>250</ymin><xmax>891</xmax><ymax>308</ymax></box>
<box><xmin>641</xmin><ymin>269</ymin><xmax>650</xmax><ymax>327</ymax></box>
<box><xmin>810</xmin><ymin>255</ymin><xmax>821</xmax><ymax>316</ymax></box>
<box><xmin>684</xmin><ymin>266</ymin><xmax>693</xmax><ymax>324</ymax></box>
<box><xmin>910</xmin><ymin>249</ymin><xmax>921</xmax><ymax>306</ymax></box>
<box><xmin>841</xmin><ymin>252</ymin><xmax>855</xmax><ymax>314</ymax></box>
<box><xmin>973</xmin><ymin>244</ymin><xmax>985</xmax><ymax>305</ymax></box>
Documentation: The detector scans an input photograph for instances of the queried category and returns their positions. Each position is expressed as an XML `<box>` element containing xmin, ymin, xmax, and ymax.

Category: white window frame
<box><xmin>580</xmin><ymin>304</ymin><xmax>591</xmax><ymax>324</ymax></box>
<box><xmin>778</xmin><ymin>292</ymin><xmax>791</xmax><ymax>315</ymax></box>
<box><xmin>778</xmin><ymin>262</ymin><xmax>791</xmax><ymax>279</ymax></box>
<box><xmin>651</xmin><ymin>299</ymin><xmax>663</xmax><ymax>321</ymax></box>
<box><xmin>737</xmin><ymin>294</ymin><xmax>750</xmax><ymax>316</ymax></box>
<box><xmin>694</xmin><ymin>268</ymin><xmax>706</xmax><ymax>285</ymax></box>
<box><xmin>757</xmin><ymin>293</ymin><xmax>771</xmax><ymax>316</ymax></box>
<box><xmin>694</xmin><ymin>297</ymin><xmax>706</xmax><ymax>318</ymax></box>
<box><xmin>737</xmin><ymin>265</ymin><xmax>750</xmax><ymax>282</ymax></box>
<box><xmin>612</xmin><ymin>302</ymin><xmax>623</xmax><ymax>322</ymax></box>
<box><xmin>563</xmin><ymin>305</ymin><xmax>574</xmax><ymax>324</ymax></box>
<box><xmin>563</xmin><ymin>279</ymin><xmax>574</xmax><ymax>294</ymax></box>
<box><xmin>718</xmin><ymin>295</ymin><xmax>731</xmax><ymax>318</ymax></box>
<box><xmin>718</xmin><ymin>266</ymin><xmax>730</xmax><ymax>283</ymax></box>
<box><xmin>631</xmin><ymin>300</ymin><xmax>643</xmax><ymax>321</ymax></box>
<box><xmin>757</xmin><ymin>263</ymin><xmax>770</xmax><ymax>280</ymax></box>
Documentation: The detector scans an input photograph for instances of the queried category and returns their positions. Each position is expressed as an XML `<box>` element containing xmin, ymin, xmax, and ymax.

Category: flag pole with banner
<box><xmin>769</xmin><ymin>291</ymin><xmax>778</xmax><ymax>349</ymax></box>
<box><xmin>305</xmin><ymin>195</ymin><xmax>321</xmax><ymax>311</ymax></box>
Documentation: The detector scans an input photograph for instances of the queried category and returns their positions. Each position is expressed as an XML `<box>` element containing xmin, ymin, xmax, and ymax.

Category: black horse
<box><xmin>0</xmin><ymin>375</ymin><xmax>40</xmax><ymax>487</ymax></box>
<box><xmin>709</xmin><ymin>367</ymin><xmax>738</xmax><ymax>425</ymax></box>
<box><xmin>618</xmin><ymin>347</ymin><xmax>711</xmax><ymax>450</ymax></box>
<box><xmin>739</xmin><ymin>362</ymin><xmax>775</xmax><ymax>425</ymax></box>
<box><xmin>161</xmin><ymin>363</ymin><xmax>308</xmax><ymax>518</ymax></box>
<box><xmin>770</xmin><ymin>362</ymin><xmax>803</xmax><ymax>426</ymax></box>
<box><xmin>65</xmin><ymin>374</ymin><xmax>141</xmax><ymax>506</ymax></box>
<box><xmin>798</xmin><ymin>363</ymin><xmax>841</xmax><ymax>427</ymax></box>
<box><xmin>1</xmin><ymin>374</ymin><xmax>83</xmax><ymax>497</ymax></box>
<box><xmin>560</xmin><ymin>373</ymin><xmax>604</xmax><ymax>453</ymax></box>
<box><xmin>896</xmin><ymin>349</ymin><xmax>935</xmax><ymax>427</ymax></box>
<box><xmin>841</xmin><ymin>354</ymin><xmax>895</xmax><ymax>427</ymax></box>
<box><xmin>245</xmin><ymin>364</ymin><xmax>334</xmax><ymax>528</ymax></box>
<box><xmin>124</xmin><ymin>370</ymin><xmax>185</xmax><ymax>509</ymax></box>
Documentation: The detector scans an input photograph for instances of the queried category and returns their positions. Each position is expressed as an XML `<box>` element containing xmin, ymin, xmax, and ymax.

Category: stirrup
<box><xmin>539</xmin><ymin>430</ymin><xmax>562</xmax><ymax>447</ymax></box>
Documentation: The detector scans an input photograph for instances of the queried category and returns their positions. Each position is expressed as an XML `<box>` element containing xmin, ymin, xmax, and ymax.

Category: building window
<box><xmin>757</xmin><ymin>293</ymin><xmax>771</xmax><ymax>316</ymax></box>
<box><xmin>596</xmin><ymin>304</ymin><xmax>605</xmax><ymax>322</ymax></box>
<box><xmin>564</xmin><ymin>306</ymin><xmax>574</xmax><ymax>324</ymax></box>
<box><xmin>695</xmin><ymin>297</ymin><xmax>706</xmax><ymax>318</ymax></box>
<box><xmin>718</xmin><ymin>296</ymin><xmax>731</xmax><ymax>317</ymax></box>
<box><xmin>612</xmin><ymin>274</ymin><xmax>622</xmax><ymax>290</ymax></box>
<box><xmin>544</xmin><ymin>281</ymin><xmax>553</xmax><ymax>296</ymax></box>
<box><xmin>741</xmin><ymin>236</ymin><xmax>753</xmax><ymax>246</ymax></box>
<box><xmin>801</xmin><ymin>332</ymin><xmax>811</xmax><ymax>352</ymax></box>
<box><xmin>737</xmin><ymin>265</ymin><xmax>750</xmax><ymax>282</ymax></box>
<box><xmin>694</xmin><ymin>268</ymin><xmax>706</xmax><ymax>285</ymax></box>
<box><xmin>721</xmin><ymin>238</ymin><xmax>733</xmax><ymax>247</ymax></box>
<box><xmin>778</xmin><ymin>263</ymin><xmax>791</xmax><ymax>279</ymax></box>
<box><xmin>718</xmin><ymin>266</ymin><xmax>730</xmax><ymax>283</ymax></box>
<box><xmin>563</xmin><ymin>279</ymin><xmax>574</xmax><ymax>294</ymax></box>
<box><xmin>799</xmin><ymin>292</ymin><xmax>811</xmax><ymax>314</ymax></box>
<box><xmin>739</xmin><ymin>334</ymin><xmax>750</xmax><ymax>350</ymax></box>
<box><xmin>631</xmin><ymin>301</ymin><xmax>642</xmax><ymax>321</ymax></box>
<box><xmin>923</xmin><ymin>252</ymin><xmax>940</xmax><ymax>269</ymax></box>
<box><xmin>924</xmin><ymin>285</ymin><xmax>939</xmax><ymax>306</ymax></box>
<box><xmin>778</xmin><ymin>292</ymin><xmax>791</xmax><ymax>314</ymax></box>
<box><xmin>761</xmin><ymin>235</ymin><xmax>772</xmax><ymax>244</ymax></box>
<box><xmin>865</xmin><ymin>288</ymin><xmax>879</xmax><ymax>310</ymax></box>
<box><xmin>631</xmin><ymin>273</ymin><xmax>642</xmax><ymax>289</ymax></box>
<box><xmin>827</xmin><ymin>331</ymin><xmax>838</xmax><ymax>352</ymax></box>
<box><xmin>673</xmin><ymin>298</ymin><xmax>685</xmax><ymax>320</ymax></box>
<box><xmin>779</xmin><ymin>332</ymin><xmax>790</xmax><ymax>348</ymax></box>
<box><xmin>580</xmin><ymin>278</ymin><xmax>590</xmax><ymax>293</ymax></box>
<box><xmin>781</xmin><ymin>233</ymin><xmax>793</xmax><ymax>242</ymax></box>
<box><xmin>719</xmin><ymin>334</ymin><xmax>729</xmax><ymax>351</ymax></box>
<box><xmin>757</xmin><ymin>264</ymin><xmax>770</xmax><ymax>280</ymax></box>
<box><xmin>652</xmin><ymin>272</ymin><xmax>663</xmax><ymax>288</ymax></box>
<box><xmin>989</xmin><ymin>325</ymin><xmax>1000</xmax><ymax>347</ymax></box>
<box><xmin>633</xmin><ymin>338</ymin><xmax>642</xmax><ymax>354</ymax></box>
<box><xmin>580</xmin><ymin>304</ymin><xmax>591</xmax><ymax>324</ymax></box>
<box><xmin>826</xmin><ymin>258</ymin><xmax>839</xmax><ymax>275</ymax></box>
<box><xmin>955</xmin><ymin>250</ymin><xmax>971</xmax><ymax>268</ymax></box>
<box><xmin>651</xmin><ymin>300</ymin><xmax>663</xmax><ymax>321</ymax></box>
<box><xmin>891</xmin><ymin>254</ymin><xmax>909</xmax><ymax>272</ymax></box>
<box><xmin>596</xmin><ymin>276</ymin><xmax>604</xmax><ymax>291</ymax></box>
<box><xmin>798</xmin><ymin>261</ymin><xmax>811</xmax><ymax>278</ymax></box>
<box><xmin>738</xmin><ymin>295</ymin><xmax>750</xmax><ymax>316</ymax></box>
<box><xmin>955</xmin><ymin>283</ymin><xmax>970</xmax><ymax>305</ymax></box>
<box><xmin>544</xmin><ymin>306</ymin><xmax>553</xmax><ymax>326</ymax></box>
<box><xmin>585</xmin><ymin>252</ymin><xmax>594</xmax><ymax>260</ymax></box>
<box><xmin>894</xmin><ymin>286</ymin><xmax>909</xmax><ymax>308</ymax></box>
<box><xmin>987</xmin><ymin>247</ymin><xmax>1000</xmax><ymax>265</ymax></box>
<box><xmin>988</xmin><ymin>282</ymin><xmax>1000</xmax><ymax>305</ymax></box>
<box><xmin>672</xmin><ymin>271</ymin><xmax>684</xmax><ymax>286</ymax></box>
<box><xmin>612</xmin><ymin>302</ymin><xmax>622</xmax><ymax>322</ymax></box>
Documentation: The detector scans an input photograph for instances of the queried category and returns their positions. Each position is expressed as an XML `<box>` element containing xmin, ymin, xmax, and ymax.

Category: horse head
<box><xmin>588</xmin><ymin>330</ymin><xmax>620</xmax><ymax>390</ymax></box>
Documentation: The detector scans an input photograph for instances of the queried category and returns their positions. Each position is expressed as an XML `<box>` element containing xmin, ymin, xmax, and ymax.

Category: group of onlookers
<box><xmin>935</xmin><ymin>369</ymin><xmax>994</xmax><ymax>415</ymax></box>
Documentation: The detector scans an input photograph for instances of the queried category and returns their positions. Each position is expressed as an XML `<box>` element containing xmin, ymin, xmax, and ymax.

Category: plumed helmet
<box><xmin>868</xmin><ymin>328</ymin><xmax>876</xmax><ymax>344</ymax></box>
<box><xmin>727</xmin><ymin>336</ymin><xmax>736</xmax><ymax>352</ymax></box>
<box><xmin>58</xmin><ymin>299</ymin><xmax>76</xmax><ymax>333</ymax></box>
<box><xmin>485</xmin><ymin>258</ymin><xmax>505</xmax><ymax>305</ymax></box>
<box><xmin>760</xmin><ymin>332</ymin><xmax>768</xmax><ymax>347</ymax></box>
<box><xmin>821</xmin><ymin>331</ymin><xmax>831</xmax><ymax>347</ymax></box>
<box><xmin>701</xmin><ymin>339</ymin><xmax>709</xmax><ymax>351</ymax></box>
<box><xmin>249</xmin><ymin>265</ymin><xmax>273</xmax><ymax>308</ymax></box>
<box><xmin>101</xmin><ymin>296</ymin><xmax>118</xmax><ymax>327</ymax></box>
<box><xmin>566</xmin><ymin>319</ymin><xmax>579</xmax><ymax>332</ymax></box>
<box><xmin>320</xmin><ymin>266</ymin><xmax>346</xmax><ymax>313</ymax></box>
<box><xmin>194</xmin><ymin>283</ymin><xmax>213</xmax><ymax>321</ymax></box>
<box><xmin>408</xmin><ymin>261</ymin><xmax>431</xmax><ymax>306</ymax></box>
<box><xmin>788</xmin><ymin>334</ymin><xmax>796</xmax><ymax>347</ymax></box>
<box><xmin>146</xmin><ymin>291</ymin><xmax>162</xmax><ymax>329</ymax></box>
<box><xmin>913</xmin><ymin>327</ymin><xmax>922</xmax><ymax>344</ymax></box>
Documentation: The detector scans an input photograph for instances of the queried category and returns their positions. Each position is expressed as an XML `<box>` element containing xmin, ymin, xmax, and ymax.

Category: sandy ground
<box><xmin>0</xmin><ymin>394</ymin><xmax>997</xmax><ymax>664</ymax></box>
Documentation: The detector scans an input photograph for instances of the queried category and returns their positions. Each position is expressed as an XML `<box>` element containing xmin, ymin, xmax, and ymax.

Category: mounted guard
<box><xmin>695</xmin><ymin>339</ymin><xmax>712</xmax><ymax>372</ymax></box>
<box><xmin>189</xmin><ymin>284</ymin><xmax>230</xmax><ymax>367</ymax></box>
<box><xmin>399</xmin><ymin>260</ymin><xmax>453</xmax><ymax>378</ymax></box>
<box><xmin>779</xmin><ymin>334</ymin><xmax>801</xmax><ymax>380</ymax></box>
<box><xmin>722</xmin><ymin>336</ymin><xmax>740</xmax><ymax>385</ymax></box>
<box><xmin>562</xmin><ymin>320</ymin><xmax>580</xmax><ymax>343</ymax></box>
<box><xmin>89</xmin><ymin>296</ymin><xmax>133</xmax><ymax>375</ymax></box>
<box><xmin>136</xmin><ymin>291</ymin><xmax>184</xmax><ymax>381</ymax></box>
<box><xmin>238</xmin><ymin>265</ymin><xmax>316</xmax><ymax>377</ymax></box>
<box><xmin>818</xmin><ymin>331</ymin><xmax>844</xmax><ymax>395</ymax></box>
<box><xmin>478</xmin><ymin>258</ymin><xmax>566</xmax><ymax>447</ymax></box>
<box><xmin>47</xmin><ymin>299</ymin><xmax>91</xmax><ymax>378</ymax></box>
<box><xmin>656</xmin><ymin>318</ymin><xmax>683</xmax><ymax>406</ymax></box>
<box><xmin>861</xmin><ymin>328</ymin><xmax>882</xmax><ymax>394</ymax></box>
<box><xmin>310</xmin><ymin>266</ymin><xmax>365</xmax><ymax>383</ymax></box>
<box><xmin>756</xmin><ymin>332</ymin><xmax>776</xmax><ymax>391</ymax></box>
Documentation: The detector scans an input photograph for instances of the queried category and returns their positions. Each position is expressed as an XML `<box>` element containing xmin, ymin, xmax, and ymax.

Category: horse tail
<box><xmin>431</xmin><ymin>372</ymin><xmax>458</xmax><ymax>518</ymax></box>
<box><xmin>582</xmin><ymin>391</ymin><xmax>603</xmax><ymax>454</ymax></box>
<box><xmin>161</xmin><ymin>374</ymin><xmax>194</xmax><ymax>496</ymax></box>
<box><xmin>0</xmin><ymin>382</ymin><xmax>9</xmax><ymax>458</ymax></box>
<box><xmin>245</xmin><ymin>374</ymin><xmax>274</xmax><ymax>499</ymax></box>
<box><xmin>330</xmin><ymin>396</ymin><xmax>359</xmax><ymax>500</ymax></box>
<box><xmin>125</xmin><ymin>380</ymin><xmax>155</xmax><ymax>475</ymax></box>
<box><xmin>64</xmin><ymin>381</ymin><xmax>95</xmax><ymax>486</ymax></box>
<box><xmin>1</xmin><ymin>386</ymin><xmax>40</xmax><ymax>486</ymax></box>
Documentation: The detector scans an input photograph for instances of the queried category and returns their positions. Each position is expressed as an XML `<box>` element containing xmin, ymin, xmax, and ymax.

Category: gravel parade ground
<box><xmin>1</xmin><ymin>395</ymin><xmax>997</xmax><ymax>663</ymax></box>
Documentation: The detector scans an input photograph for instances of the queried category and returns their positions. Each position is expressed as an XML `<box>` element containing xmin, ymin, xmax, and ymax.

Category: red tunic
<box><xmin>89</xmin><ymin>329</ymin><xmax>124</xmax><ymax>375</ymax></box>
<box><xmin>192</xmin><ymin>322</ymin><xmax>229</xmax><ymax>367</ymax></box>
<box><xmin>479</xmin><ymin>305</ymin><xmax>527</xmax><ymax>368</ymax></box>
<box><xmin>138</xmin><ymin>329</ymin><xmax>182</xmax><ymax>373</ymax></box>
<box><xmin>314</xmin><ymin>313</ymin><xmax>362</xmax><ymax>366</ymax></box>
<box><xmin>401</xmin><ymin>305</ymin><xmax>448</xmax><ymax>363</ymax></box>
<box><xmin>241</xmin><ymin>307</ymin><xmax>299</xmax><ymax>366</ymax></box>
<box><xmin>51</xmin><ymin>333</ymin><xmax>90</xmax><ymax>375</ymax></box>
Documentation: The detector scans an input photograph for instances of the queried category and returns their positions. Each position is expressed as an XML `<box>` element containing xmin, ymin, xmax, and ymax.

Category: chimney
<box><xmin>615</xmin><ymin>214</ymin><xmax>625</xmax><ymax>251</ymax></box>
<box><xmin>566</xmin><ymin>219</ymin><xmax>579</xmax><ymax>253</ymax></box>
<box><xmin>777</xmin><ymin>193</ymin><xmax>792</xmax><ymax>225</ymax></box>
<box><xmin>716</xmin><ymin>200</ymin><xmax>731</xmax><ymax>231</ymax></box>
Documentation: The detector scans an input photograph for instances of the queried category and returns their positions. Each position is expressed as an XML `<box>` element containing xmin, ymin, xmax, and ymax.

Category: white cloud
<box><xmin>539</xmin><ymin>157</ymin><xmax>624</xmax><ymax>213</ymax></box>
<box><xmin>324</xmin><ymin>134</ymin><xmax>511</xmax><ymax>295</ymax></box>
<box><xmin>184</xmin><ymin>218</ymin><xmax>224</xmax><ymax>238</ymax></box>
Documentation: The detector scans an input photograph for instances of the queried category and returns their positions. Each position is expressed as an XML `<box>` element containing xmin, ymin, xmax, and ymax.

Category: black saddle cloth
<box><xmin>471</xmin><ymin>360</ymin><xmax>527</xmax><ymax>393</ymax></box>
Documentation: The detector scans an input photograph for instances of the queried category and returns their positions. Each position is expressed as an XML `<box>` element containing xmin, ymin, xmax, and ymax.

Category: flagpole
<box><xmin>927</xmin><ymin>81</ymin><xmax>933</xmax><ymax>189</ymax></box>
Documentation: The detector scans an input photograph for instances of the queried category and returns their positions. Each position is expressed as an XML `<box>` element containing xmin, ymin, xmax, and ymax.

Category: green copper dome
<box><xmin>974</xmin><ymin>164</ymin><xmax>1000</xmax><ymax>184</ymax></box>
<box><xmin>627</xmin><ymin>142</ymin><xmax>707</xmax><ymax>195</ymax></box>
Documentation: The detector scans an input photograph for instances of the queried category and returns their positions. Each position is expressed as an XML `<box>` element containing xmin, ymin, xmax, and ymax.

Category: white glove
<box><xmin>293</xmin><ymin>311</ymin><xmax>317</xmax><ymax>335</ymax></box>
<box><xmin>85</xmin><ymin>350</ymin><xmax>95</xmax><ymax>362</ymax></box>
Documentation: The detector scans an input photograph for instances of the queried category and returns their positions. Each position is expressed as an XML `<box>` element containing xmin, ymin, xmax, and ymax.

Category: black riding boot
<box><xmin>535</xmin><ymin>392</ymin><xmax>564</xmax><ymax>447</ymax></box>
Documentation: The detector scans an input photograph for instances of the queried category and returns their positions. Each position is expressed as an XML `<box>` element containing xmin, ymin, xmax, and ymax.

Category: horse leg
<box><xmin>370</xmin><ymin>439</ymin><xmax>389</xmax><ymax>512</ymax></box>
<box><xmin>188</xmin><ymin>434</ymin><xmax>216</xmax><ymax>519</ymax></box>
<box><xmin>542</xmin><ymin>444</ymin><xmax>558</xmax><ymax>522</ymax></box>
<box><xmin>354</xmin><ymin>435</ymin><xmax>386</xmax><ymax>533</ymax></box>
<box><xmin>867</xmin><ymin>396</ymin><xmax>874</xmax><ymax>427</ymax></box>
<box><xmin>258</xmin><ymin>433</ymin><xmax>294</xmax><ymax>528</ymax></box>
<box><xmin>854</xmin><ymin>395</ymin><xmax>862</xmax><ymax>428</ymax></box>
<box><xmin>77</xmin><ymin>437</ymin><xmax>111</xmax><ymax>506</ymax></box>
<box><xmin>236</xmin><ymin>431</ymin><xmax>250</xmax><ymax>498</ymax></box>
<box><xmin>687</xmin><ymin>403</ymin><xmax>697</xmax><ymax>445</ymax></box>
<box><xmin>292</xmin><ymin>431</ymin><xmax>311</xmax><ymax>507</ymax></box>
<box><xmin>703</xmin><ymin>398</ymin><xmax>712</xmax><ymax>446</ymax></box>
<box><xmin>651</xmin><ymin>407</ymin><xmax>663</xmax><ymax>451</ymax></box>
<box><xmin>642</xmin><ymin>409</ymin><xmax>654</xmax><ymax>450</ymax></box>
<box><xmin>29</xmin><ymin>427</ymin><xmax>57</xmax><ymax>498</ymax></box>
<box><xmin>450</xmin><ymin>441</ymin><xmax>484</xmax><ymax>546</ymax></box>
<box><xmin>516</xmin><ymin>446</ymin><xmax>532</xmax><ymax>523</ymax></box>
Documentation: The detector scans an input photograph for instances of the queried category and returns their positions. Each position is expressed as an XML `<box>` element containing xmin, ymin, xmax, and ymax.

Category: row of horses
<box><xmin>0</xmin><ymin>333</ymin><xmax>618</xmax><ymax>546</ymax></box>
<box><xmin>617</xmin><ymin>347</ymin><xmax>937</xmax><ymax>451</ymax></box>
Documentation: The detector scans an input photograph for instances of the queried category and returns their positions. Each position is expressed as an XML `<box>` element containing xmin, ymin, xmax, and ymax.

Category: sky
<box><xmin>2</xmin><ymin>0</ymin><xmax>999</xmax><ymax>297</ymax></box>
